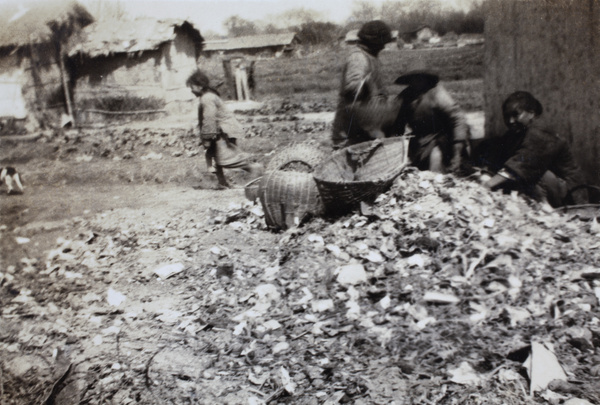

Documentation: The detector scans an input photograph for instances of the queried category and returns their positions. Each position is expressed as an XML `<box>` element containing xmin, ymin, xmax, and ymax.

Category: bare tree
<box><xmin>349</xmin><ymin>1</ymin><xmax>380</xmax><ymax>23</ymax></box>
<box><xmin>86</xmin><ymin>0</ymin><xmax>129</xmax><ymax>21</ymax></box>
<box><xmin>277</xmin><ymin>8</ymin><xmax>324</xmax><ymax>27</ymax></box>
<box><xmin>223</xmin><ymin>15</ymin><xmax>258</xmax><ymax>37</ymax></box>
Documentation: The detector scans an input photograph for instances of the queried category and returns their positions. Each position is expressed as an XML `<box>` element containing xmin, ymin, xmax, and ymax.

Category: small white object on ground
<box><xmin>336</xmin><ymin>264</ymin><xmax>367</xmax><ymax>286</ymax></box>
<box><xmin>153</xmin><ymin>263</ymin><xmax>185</xmax><ymax>279</ymax></box>
<box><xmin>107</xmin><ymin>288</ymin><xmax>126</xmax><ymax>307</ymax></box>
<box><xmin>523</xmin><ymin>341</ymin><xmax>567</xmax><ymax>395</ymax></box>
<box><xmin>423</xmin><ymin>291</ymin><xmax>460</xmax><ymax>304</ymax></box>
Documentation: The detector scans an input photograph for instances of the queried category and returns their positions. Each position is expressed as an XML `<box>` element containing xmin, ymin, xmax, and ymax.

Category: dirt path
<box><xmin>2</xmin><ymin>183</ymin><xmax>247</xmax><ymax>265</ymax></box>
<box><xmin>1</xmin><ymin>182</ymin><xmax>284</xmax><ymax>404</ymax></box>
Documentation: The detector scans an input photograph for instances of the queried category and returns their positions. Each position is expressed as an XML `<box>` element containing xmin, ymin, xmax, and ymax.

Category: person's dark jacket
<box><xmin>473</xmin><ymin>122</ymin><xmax>587</xmax><ymax>204</ymax></box>
<box><xmin>394</xmin><ymin>84</ymin><xmax>469</xmax><ymax>170</ymax></box>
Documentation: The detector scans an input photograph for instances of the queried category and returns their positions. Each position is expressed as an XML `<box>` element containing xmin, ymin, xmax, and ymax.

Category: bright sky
<box><xmin>79</xmin><ymin>0</ymin><xmax>472</xmax><ymax>35</ymax></box>
<box><xmin>117</xmin><ymin>0</ymin><xmax>363</xmax><ymax>33</ymax></box>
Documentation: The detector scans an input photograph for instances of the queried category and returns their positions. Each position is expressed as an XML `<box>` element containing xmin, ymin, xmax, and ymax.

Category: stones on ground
<box><xmin>563</xmin><ymin>399</ymin><xmax>595</xmax><ymax>405</ymax></box>
<box><xmin>312</xmin><ymin>299</ymin><xmax>334</xmax><ymax>313</ymax></box>
<box><xmin>448</xmin><ymin>361</ymin><xmax>482</xmax><ymax>385</ymax></box>
<box><xmin>273</xmin><ymin>341</ymin><xmax>290</xmax><ymax>355</ymax></box>
<box><xmin>106</xmin><ymin>288</ymin><xmax>126</xmax><ymax>307</ymax></box>
<box><xmin>523</xmin><ymin>341</ymin><xmax>568</xmax><ymax>395</ymax></box>
<box><xmin>153</xmin><ymin>262</ymin><xmax>185</xmax><ymax>279</ymax></box>
<box><xmin>336</xmin><ymin>263</ymin><xmax>367</xmax><ymax>286</ymax></box>
<box><xmin>423</xmin><ymin>291</ymin><xmax>460</xmax><ymax>304</ymax></box>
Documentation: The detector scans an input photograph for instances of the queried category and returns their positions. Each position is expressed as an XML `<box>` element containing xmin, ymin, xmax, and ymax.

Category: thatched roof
<box><xmin>0</xmin><ymin>0</ymin><xmax>93</xmax><ymax>49</ymax></box>
<box><xmin>203</xmin><ymin>33</ymin><xmax>298</xmax><ymax>52</ymax></box>
<box><xmin>68</xmin><ymin>18</ymin><xmax>203</xmax><ymax>57</ymax></box>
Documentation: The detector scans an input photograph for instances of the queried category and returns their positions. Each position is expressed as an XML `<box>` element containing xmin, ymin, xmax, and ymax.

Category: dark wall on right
<box><xmin>484</xmin><ymin>0</ymin><xmax>600</xmax><ymax>185</ymax></box>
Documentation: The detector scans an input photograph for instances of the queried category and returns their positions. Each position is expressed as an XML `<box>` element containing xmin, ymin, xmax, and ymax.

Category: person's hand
<box><xmin>484</xmin><ymin>174</ymin><xmax>507</xmax><ymax>190</ymax></box>
<box><xmin>479</xmin><ymin>173</ymin><xmax>492</xmax><ymax>184</ymax></box>
<box><xmin>449</xmin><ymin>141</ymin><xmax>466</xmax><ymax>173</ymax></box>
<box><xmin>370</xmin><ymin>129</ymin><xmax>386</xmax><ymax>140</ymax></box>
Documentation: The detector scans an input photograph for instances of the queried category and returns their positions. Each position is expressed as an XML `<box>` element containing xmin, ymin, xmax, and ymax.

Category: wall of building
<box><xmin>72</xmin><ymin>33</ymin><xmax>199</xmax><ymax>118</ymax></box>
<box><xmin>484</xmin><ymin>0</ymin><xmax>600</xmax><ymax>185</ymax></box>
<box><xmin>0</xmin><ymin>44</ymin><xmax>66</xmax><ymax>130</ymax></box>
<box><xmin>72</xmin><ymin>49</ymin><xmax>164</xmax><ymax>102</ymax></box>
<box><xmin>162</xmin><ymin>33</ymin><xmax>198</xmax><ymax>114</ymax></box>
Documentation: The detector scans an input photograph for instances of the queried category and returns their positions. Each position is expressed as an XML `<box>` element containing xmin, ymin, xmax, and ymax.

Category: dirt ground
<box><xmin>1</xmin><ymin>98</ymin><xmax>600</xmax><ymax>405</ymax></box>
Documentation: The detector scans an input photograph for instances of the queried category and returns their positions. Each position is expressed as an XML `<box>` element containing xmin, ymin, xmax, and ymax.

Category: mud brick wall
<box><xmin>484</xmin><ymin>0</ymin><xmax>600</xmax><ymax>185</ymax></box>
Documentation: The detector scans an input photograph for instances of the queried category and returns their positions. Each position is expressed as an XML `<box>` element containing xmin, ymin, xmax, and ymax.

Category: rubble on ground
<box><xmin>1</xmin><ymin>168</ymin><xmax>599</xmax><ymax>404</ymax></box>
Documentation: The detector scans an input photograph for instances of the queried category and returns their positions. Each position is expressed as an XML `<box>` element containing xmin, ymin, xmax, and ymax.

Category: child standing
<box><xmin>186</xmin><ymin>70</ymin><xmax>262</xmax><ymax>188</ymax></box>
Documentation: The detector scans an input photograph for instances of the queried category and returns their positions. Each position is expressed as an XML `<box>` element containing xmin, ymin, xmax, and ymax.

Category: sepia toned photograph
<box><xmin>0</xmin><ymin>0</ymin><xmax>598</xmax><ymax>403</ymax></box>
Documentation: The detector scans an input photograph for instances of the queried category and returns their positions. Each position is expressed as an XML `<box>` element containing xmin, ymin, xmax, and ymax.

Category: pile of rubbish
<box><xmin>2</xmin><ymin>161</ymin><xmax>599</xmax><ymax>403</ymax></box>
<box><xmin>205</xmin><ymin>167</ymin><xmax>600</xmax><ymax>403</ymax></box>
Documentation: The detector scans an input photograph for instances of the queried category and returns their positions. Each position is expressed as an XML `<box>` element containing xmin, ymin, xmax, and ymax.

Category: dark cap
<box><xmin>358</xmin><ymin>20</ymin><xmax>393</xmax><ymax>46</ymax></box>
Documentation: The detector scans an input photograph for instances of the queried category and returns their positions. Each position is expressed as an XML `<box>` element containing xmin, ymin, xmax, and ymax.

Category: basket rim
<box><xmin>244</xmin><ymin>176</ymin><xmax>263</xmax><ymax>188</ymax></box>
<box><xmin>313</xmin><ymin>136</ymin><xmax>410</xmax><ymax>185</ymax></box>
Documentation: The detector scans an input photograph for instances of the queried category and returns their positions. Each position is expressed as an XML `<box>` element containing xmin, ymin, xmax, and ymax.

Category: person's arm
<box><xmin>548</xmin><ymin>139</ymin><xmax>589</xmax><ymax>205</ymax></box>
<box><xmin>390</xmin><ymin>95</ymin><xmax>409</xmax><ymax>137</ymax></box>
<box><xmin>200</xmin><ymin>93</ymin><xmax>219</xmax><ymax>137</ymax></box>
<box><xmin>434</xmin><ymin>86</ymin><xmax>469</xmax><ymax>172</ymax></box>
<box><xmin>502</xmin><ymin>127</ymin><xmax>556</xmax><ymax>185</ymax></box>
<box><xmin>341</xmin><ymin>52</ymin><xmax>371</xmax><ymax>102</ymax></box>
<box><xmin>434</xmin><ymin>85</ymin><xmax>469</xmax><ymax>142</ymax></box>
<box><xmin>484</xmin><ymin>168</ymin><xmax>516</xmax><ymax>190</ymax></box>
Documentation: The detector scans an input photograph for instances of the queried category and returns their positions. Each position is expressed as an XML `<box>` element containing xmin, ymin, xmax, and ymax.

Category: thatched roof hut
<box><xmin>67</xmin><ymin>18</ymin><xmax>204</xmax><ymax>122</ymax></box>
<box><xmin>203</xmin><ymin>33</ymin><xmax>299</xmax><ymax>57</ymax></box>
<box><xmin>0</xmin><ymin>1</ymin><xmax>93</xmax><ymax>131</ymax></box>
<box><xmin>68</xmin><ymin>18</ymin><xmax>203</xmax><ymax>57</ymax></box>
<box><xmin>0</xmin><ymin>0</ymin><xmax>93</xmax><ymax>50</ymax></box>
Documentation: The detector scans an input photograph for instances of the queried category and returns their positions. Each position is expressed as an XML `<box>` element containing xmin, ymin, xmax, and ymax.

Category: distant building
<box><xmin>401</xmin><ymin>26</ymin><xmax>439</xmax><ymax>45</ymax></box>
<box><xmin>457</xmin><ymin>33</ymin><xmax>484</xmax><ymax>48</ymax></box>
<box><xmin>0</xmin><ymin>1</ymin><xmax>93</xmax><ymax>131</ymax></box>
<box><xmin>68</xmin><ymin>18</ymin><xmax>204</xmax><ymax>120</ymax></box>
<box><xmin>203</xmin><ymin>33</ymin><xmax>300</xmax><ymax>57</ymax></box>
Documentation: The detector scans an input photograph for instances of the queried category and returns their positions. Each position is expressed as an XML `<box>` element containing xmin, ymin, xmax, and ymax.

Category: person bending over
<box><xmin>392</xmin><ymin>70</ymin><xmax>470</xmax><ymax>174</ymax></box>
<box><xmin>474</xmin><ymin>91</ymin><xmax>588</xmax><ymax>207</ymax></box>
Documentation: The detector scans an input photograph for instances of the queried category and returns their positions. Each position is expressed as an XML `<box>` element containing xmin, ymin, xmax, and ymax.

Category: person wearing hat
<box><xmin>331</xmin><ymin>20</ymin><xmax>401</xmax><ymax>149</ymax></box>
<box><xmin>186</xmin><ymin>70</ymin><xmax>263</xmax><ymax>188</ymax></box>
<box><xmin>392</xmin><ymin>70</ymin><xmax>470</xmax><ymax>173</ymax></box>
<box><xmin>473</xmin><ymin>91</ymin><xmax>588</xmax><ymax>207</ymax></box>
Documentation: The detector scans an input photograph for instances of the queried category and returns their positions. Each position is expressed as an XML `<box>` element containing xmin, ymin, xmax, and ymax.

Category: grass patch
<box><xmin>199</xmin><ymin>45</ymin><xmax>483</xmax><ymax>101</ymax></box>
<box><xmin>78</xmin><ymin>94</ymin><xmax>165</xmax><ymax>112</ymax></box>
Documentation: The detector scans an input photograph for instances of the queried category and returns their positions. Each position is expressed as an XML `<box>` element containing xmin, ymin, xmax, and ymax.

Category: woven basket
<box><xmin>313</xmin><ymin>137</ymin><xmax>411</xmax><ymax>213</ymax></box>
<box><xmin>258</xmin><ymin>170</ymin><xmax>324</xmax><ymax>230</ymax></box>
<box><xmin>244</xmin><ymin>177</ymin><xmax>262</xmax><ymax>202</ymax></box>
<box><xmin>266</xmin><ymin>143</ymin><xmax>328</xmax><ymax>173</ymax></box>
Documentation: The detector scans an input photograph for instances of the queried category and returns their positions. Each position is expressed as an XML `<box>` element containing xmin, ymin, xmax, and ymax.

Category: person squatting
<box><xmin>331</xmin><ymin>20</ymin><xmax>589</xmax><ymax>209</ymax></box>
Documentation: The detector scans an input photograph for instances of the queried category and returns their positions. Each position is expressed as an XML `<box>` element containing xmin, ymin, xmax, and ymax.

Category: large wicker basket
<box><xmin>266</xmin><ymin>143</ymin><xmax>328</xmax><ymax>173</ymax></box>
<box><xmin>258</xmin><ymin>170</ymin><xmax>325</xmax><ymax>230</ymax></box>
<box><xmin>313</xmin><ymin>137</ymin><xmax>411</xmax><ymax>213</ymax></box>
